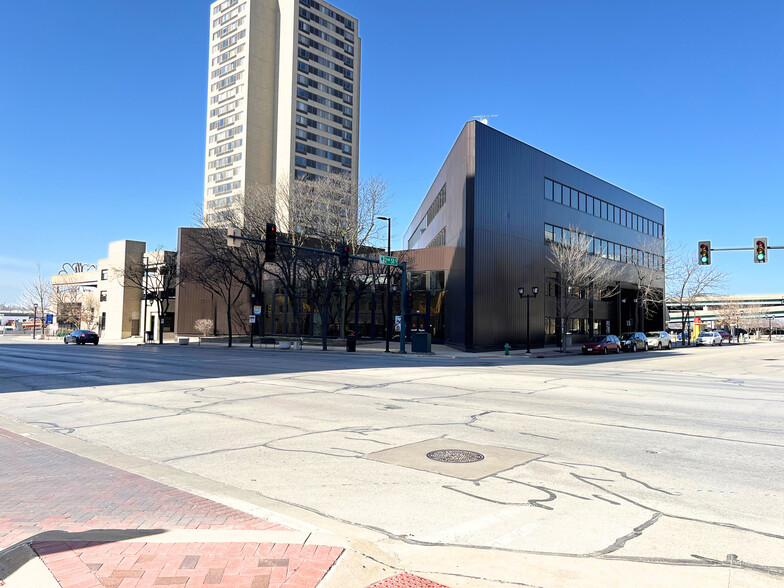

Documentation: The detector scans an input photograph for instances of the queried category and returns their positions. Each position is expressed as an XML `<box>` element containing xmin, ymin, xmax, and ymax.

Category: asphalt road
<box><xmin>1</xmin><ymin>337</ymin><xmax>783</xmax><ymax>586</ymax></box>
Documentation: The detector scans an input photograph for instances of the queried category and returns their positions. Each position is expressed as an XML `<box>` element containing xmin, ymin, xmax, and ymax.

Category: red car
<box><xmin>715</xmin><ymin>330</ymin><xmax>731</xmax><ymax>343</ymax></box>
<box><xmin>582</xmin><ymin>335</ymin><xmax>621</xmax><ymax>355</ymax></box>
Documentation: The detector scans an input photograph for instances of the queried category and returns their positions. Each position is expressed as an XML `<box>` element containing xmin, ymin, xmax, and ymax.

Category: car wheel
<box><xmin>615</xmin><ymin>346</ymin><xmax>621</xmax><ymax>354</ymax></box>
<box><xmin>63</xmin><ymin>338</ymin><xmax>68</xmax><ymax>344</ymax></box>
<box><xmin>93</xmin><ymin>341</ymin><xmax>99</xmax><ymax>345</ymax></box>
<box><xmin>718</xmin><ymin>340</ymin><xmax>722</xmax><ymax>346</ymax></box>
<box><xmin>603</xmin><ymin>347</ymin><xmax>608</xmax><ymax>355</ymax></box>
<box><xmin>644</xmin><ymin>343</ymin><xmax>649</xmax><ymax>351</ymax></box>
<box><xmin>657</xmin><ymin>342</ymin><xmax>662</xmax><ymax>350</ymax></box>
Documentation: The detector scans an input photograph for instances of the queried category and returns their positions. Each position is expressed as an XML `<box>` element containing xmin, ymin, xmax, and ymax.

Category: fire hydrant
<box><xmin>504</xmin><ymin>343</ymin><xmax>511</xmax><ymax>356</ymax></box>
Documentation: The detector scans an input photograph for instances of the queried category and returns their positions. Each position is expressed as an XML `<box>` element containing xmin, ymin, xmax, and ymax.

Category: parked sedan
<box><xmin>696</xmin><ymin>331</ymin><xmax>722</xmax><ymax>346</ymax></box>
<box><xmin>646</xmin><ymin>331</ymin><xmax>672</xmax><ymax>350</ymax></box>
<box><xmin>64</xmin><ymin>330</ymin><xmax>100</xmax><ymax>345</ymax></box>
<box><xmin>715</xmin><ymin>330</ymin><xmax>731</xmax><ymax>343</ymax></box>
<box><xmin>582</xmin><ymin>335</ymin><xmax>621</xmax><ymax>355</ymax></box>
<box><xmin>619</xmin><ymin>332</ymin><xmax>648</xmax><ymax>352</ymax></box>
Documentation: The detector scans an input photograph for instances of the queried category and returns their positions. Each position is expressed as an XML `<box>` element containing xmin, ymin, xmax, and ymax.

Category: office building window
<box><xmin>100</xmin><ymin>291</ymin><xmax>107</xmax><ymax>302</ymax></box>
<box><xmin>101</xmin><ymin>269</ymin><xmax>108</xmax><ymax>280</ymax></box>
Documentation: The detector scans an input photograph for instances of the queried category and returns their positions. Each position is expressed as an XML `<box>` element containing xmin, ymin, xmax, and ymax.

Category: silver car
<box><xmin>696</xmin><ymin>331</ymin><xmax>723</xmax><ymax>346</ymax></box>
<box><xmin>646</xmin><ymin>331</ymin><xmax>672</xmax><ymax>350</ymax></box>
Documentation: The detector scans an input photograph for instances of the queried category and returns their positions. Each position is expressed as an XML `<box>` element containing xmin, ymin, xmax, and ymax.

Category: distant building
<box><xmin>402</xmin><ymin>121</ymin><xmax>666</xmax><ymax>351</ymax></box>
<box><xmin>51</xmin><ymin>241</ymin><xmax>176</xmax><ymax>341</ymax></box>
<box><xmin>667</xmin><ymin>294</ymin><xmax>784</xmax><ymax>332</ymax></box>
<box><xmin>204</xmin><ymin>0</ymin><xmax>360</xmax><ymax>230</ymax></box>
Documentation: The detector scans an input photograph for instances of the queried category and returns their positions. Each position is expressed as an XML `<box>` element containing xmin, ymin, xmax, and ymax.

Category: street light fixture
<box><xmin>33</xmin><ymin>303</ymin><xmax>38</xmax><ymax>340</ymax></box>
<box><xmin>518</xmin><ymin>286</ymin><xmax>539</xmax><ymax>354</ymax></box>
<box><xmin>377</xmin><ymin>216</ymin><xmax>391</xmax><ymax>353</ymax></box>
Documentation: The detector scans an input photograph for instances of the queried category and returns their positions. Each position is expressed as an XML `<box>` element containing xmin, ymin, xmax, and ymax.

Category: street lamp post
<box><xmin>250</xmin><ymin>292</ymin><xmax>255</xmax><ymax>348</ymax></box>
<box><xmin>377</xmin><ymin>216</ymin><xmax>391</xmax><ymax>353</ymax></box>
<box><xmin>517</xmin><ymin>286</ymin><xmax>539</xmax><ymax>354</ymax></box>
<box><xmin>33</xmin><ymin>303</ymin><xmax>38</xmax><ymax>340</ymax></box>
<box><xmin>767</xmin><ymin>315</ymin><xmax>774</xmax><ymax>341</ymax></box>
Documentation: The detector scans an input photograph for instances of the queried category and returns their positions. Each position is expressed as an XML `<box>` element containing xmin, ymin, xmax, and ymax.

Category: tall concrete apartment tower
<box><xmin>203</xmin><ymin>0</ymin><xmax>360</xmax><ymax>230</ymax></box>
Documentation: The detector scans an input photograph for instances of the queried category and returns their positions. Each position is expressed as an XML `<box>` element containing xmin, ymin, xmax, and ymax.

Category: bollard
<box><xmin>504</xmin><ymin>343</ymin><xmax>511</xmax><ymax>356</ymax></box>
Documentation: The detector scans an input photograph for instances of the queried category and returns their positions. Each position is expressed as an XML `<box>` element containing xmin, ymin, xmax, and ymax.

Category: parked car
<box><xmin>582</xmin><ymin>334</ymin><xmax>621</xmax><ymax>355</ymax></box>
<box><xmin>64</xmin><ymin>330</ymin><xmax>100</xmax><ymax>345</ymax></box>
<box><xmin>619</xmin><ymin>332</ymin><xmax>648</xmax><ymax>352</ymax></box>
<box><xmin>696</xmin><ymin>331</ymin><xmax>722</xmax><ymax>346</ymax></box>
<box><xmin>715</xmin><ymin>330</ymin><xmax>731</xmax><ymax>343</ymax></box>
<box><xmin>645</xmin><ymin>331</ymin><xmax>672</xmax><ymax>350</ymax></box>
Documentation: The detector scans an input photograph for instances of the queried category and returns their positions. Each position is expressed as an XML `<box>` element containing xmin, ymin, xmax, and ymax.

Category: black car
<box><xmin>619</xmin><ymin>332</ymin><xmax>648</xmax><ymax>352</ymax></box>
<box><xmin>64</xmin><ymin>330</ymin><xmax>100</xmax><ymax>345</ymax></box>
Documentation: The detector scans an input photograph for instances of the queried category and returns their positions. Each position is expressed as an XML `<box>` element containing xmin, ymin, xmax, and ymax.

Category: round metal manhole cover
<box><xmin>426</xmin><ymin>449</ymin><xmax>485</xmax><ymax>463</ymax></box>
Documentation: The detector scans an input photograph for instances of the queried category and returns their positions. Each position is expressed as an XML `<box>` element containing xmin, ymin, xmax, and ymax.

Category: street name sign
<box><xmin>380</xmin><ymin>255</ymin><xmax>398</xmax><ymax>266</ymax></box>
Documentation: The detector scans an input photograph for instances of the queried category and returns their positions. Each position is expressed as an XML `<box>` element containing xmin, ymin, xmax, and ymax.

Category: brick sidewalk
<box><xmin>0</xmin><ymin>429</ymin><xmax>343</xmax><ymax>587</ymax></box>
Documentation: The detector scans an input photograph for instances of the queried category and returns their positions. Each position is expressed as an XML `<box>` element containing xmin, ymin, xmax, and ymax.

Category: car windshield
<box><xmin>619</xmin><ymin>333</ymin><xmax>634</xmax><ymax>340</ymax></box>
<box><xmin>646</xmin><ymin>332</ymin><xmax>660</xmax><ymax>337</ymax></box>
<box><xmin>588</xmin><ymin>336</ymin><xmax>605</xmax><ymax>343</ymax></box>
<box><xmin>699</xmin><ymin>332</ymin><xmax>713</xmax><ymax>337</ymax></box>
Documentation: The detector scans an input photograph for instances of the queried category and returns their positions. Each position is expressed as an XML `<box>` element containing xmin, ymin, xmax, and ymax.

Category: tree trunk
<box><xmin>226</xmin><ymin>304</ymin><xmax>233</xmax><ymax>347</ymax></box>
<box><xmin>320</xmin><ymin>298</ymin><xmax>328</xmax><ymax>351</ymax></box>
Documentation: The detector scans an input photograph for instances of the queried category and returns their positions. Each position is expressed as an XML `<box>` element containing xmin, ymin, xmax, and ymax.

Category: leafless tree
<box><xmin>194</xmin><ymin>319</ymin><xmax>214</xmax><ymax>338</ymax></box>
<box><xmin>51</xmin><ymin>279</ymin><xmax>99</xmax><ymax>331</ymax></box>
<box><xmin>199</xmin><ymin>172</ymin><xmax>392</xmax><ymax>348</ymax></box>
<box><xmin>665</xmin><ymin>243</ymin><xmax>727</xmax><ymax>345</ymax></box>
<box><xmin>547</xmin><ymin>227</ymin><xmax>621</xmax><ymax>351</ymax></box>
<box><xmin>115</xmin><ymin>250</ymin><xmax>179</xmax><ymax>345</ymax></box>
<box><xmin>19</xmin><ymin>264</ymin><xmax>52</xmax><ymax>338</ymax></box>
<box><xmin>179</xmin><ymin>228</ymin><xmax>246</xmax><ymax>347</ymax></box>
<box><xmin>629</xmin><ymin>235</ymin><xmax>666</xmax><ymax>331</ymax></box>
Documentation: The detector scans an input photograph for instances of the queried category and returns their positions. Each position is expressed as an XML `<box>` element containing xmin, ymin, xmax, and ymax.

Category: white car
<box><xmin>646</xmin><ymin>331</ymin><xmax>672</xmax><ymax>350</ymax></box>
<box><xmin>696</xmin><ymin>331</ymin><xmax>722</xmax><ymax>346</ymax></box>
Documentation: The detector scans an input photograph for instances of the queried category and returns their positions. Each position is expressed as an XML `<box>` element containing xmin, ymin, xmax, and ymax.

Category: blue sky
<box><xmin>1</xmin><ymin>0</ymin><xmax>782</xmax><ymax>305</ymax></box>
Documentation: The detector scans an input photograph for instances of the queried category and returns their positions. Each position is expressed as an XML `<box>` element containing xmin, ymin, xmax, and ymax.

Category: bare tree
<box><xmin>630</xmin><ymin>235</ymin><xmax>666</xmax><ymax>331</ymax></box>
<box><xmin>115</xmin><ymin>249</ymin><xmax>179</xmax><ymax>345</ymax></box>
<box><xmin>51</xmin><ymin>279</ymin><xmax>99</xmax><ymax>332</ymax></box>
<box><xmin>19</xmin><ymin>264</ymin><xmax>52</xmax><ymax>338</ymax></box>
<box><xmin>201</xmin><ymin>172</ymin><xmax>392</xmax><ymax>347</ymax></box>
<box><xmin>547</xmin><ymin>227</ymin><xmax>621</xmax><ymax>351</ymax></box>
<box><xmin>179</xmin><ymin>228</ymin><xmax>246</xmax><ymax>347</ymax></box>
<box><xmin>665</xmin><ymin>243</ymin><xmax>727</xmax><ymax>345</ymax></box>
<box><xmin>194</xmin><ymin>319</ymin><xmax>214</xmax><ymax>338</ymax></box>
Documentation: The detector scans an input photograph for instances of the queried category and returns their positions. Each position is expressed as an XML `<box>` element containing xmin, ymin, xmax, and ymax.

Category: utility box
<box><xmin>412</xmin><ymin>332</ymin><xmax>432</xmax><ymax>353</ymax></box>
<box><xmin>346</xmin><ymin>336</ymin><xmax>356</xmax><ymax>352</ymax></box>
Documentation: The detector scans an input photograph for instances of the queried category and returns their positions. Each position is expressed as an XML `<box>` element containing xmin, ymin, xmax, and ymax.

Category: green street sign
<box><xmin>379</xmin><ymin>255</ymin><xmax>398</xmax><ymax>266</ymax></box>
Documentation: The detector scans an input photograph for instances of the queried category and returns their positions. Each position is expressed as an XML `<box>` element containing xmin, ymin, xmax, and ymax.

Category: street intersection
<box><xmin>1</xmin><ymin>338</ymin><xmax>782</xmax><ymax>587</ymax></box>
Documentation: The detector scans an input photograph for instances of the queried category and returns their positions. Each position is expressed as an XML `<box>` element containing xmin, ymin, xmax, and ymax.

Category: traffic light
<box><xmin>227</xmin><ymin>227</ymin><xmax>241</xmax><ymax>248</ymax></box>
<box><xmin>698</xmin><ymin>241</ymin><xmax>711</xmax><ymax>265</ymax></box>
<box><xmin>405</xmin><ymin>292</ymin><xmax>413</xmax><ymax>313</ymax></box>
<box><xmin>339</xmin><ymin>244</ymin><xmax>350</xmax><ymax>266</ymax></box>
<box><xmin>265</xmin><ymin>223</ymin><xmax>277</xmax><ymax>261</ymax></box>
<box><xmin>265</xmin><ymin>304</ymin><xmax>271</xmax><ymax>318</ymax></box>
<box><xmin>754</xmin><ymin>237</ymin><xmax>768</xmax><ymax>263</ymax></box>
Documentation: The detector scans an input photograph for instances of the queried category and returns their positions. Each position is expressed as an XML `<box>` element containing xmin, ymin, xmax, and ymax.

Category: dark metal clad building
<box><xmin>403</xmin><ymin>121</ymin><xmax>666</xmax><ymax>351</ymax></box>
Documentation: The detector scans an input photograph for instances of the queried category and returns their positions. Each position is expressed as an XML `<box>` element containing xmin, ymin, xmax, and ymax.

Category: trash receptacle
<box><xmin>146</xmin><ymin>330</ymin><xmax>154</xmax><ymax>342</ymax></box>
<box><xmin>411</xmin><ymin>332</ymin><xmax>432</xmax><ymax>353</ymax></box>
<box><xmin>346</xmin><ymin>336</ymin><xmax>356</xmax><ymax>352</ymax></box>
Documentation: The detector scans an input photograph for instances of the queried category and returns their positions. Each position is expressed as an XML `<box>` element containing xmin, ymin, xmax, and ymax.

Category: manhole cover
<box><xmin>426</xmin><ymin>449</ymin><xmax>484</xmax><ymax>463</ymax></box>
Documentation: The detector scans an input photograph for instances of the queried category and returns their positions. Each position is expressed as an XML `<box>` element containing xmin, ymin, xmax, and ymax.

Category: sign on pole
<box><xmin>379</xmin><ymin>255</ymin><xmax>398</xmax><ymax>266</ymax></box>
<box><xmin>394</xmin><ymin>316</ymin><xmax>401</xmax><ymax>332</ymax></box>
<box><xmin>253</xmin><ymin>305</ymin><xmax>262</xmax><ymax>316</ymax></box>
<box><xmin>249</xmin><ymin>315</ymin><xmax>256</xmax><ymax>324</ymax></box>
